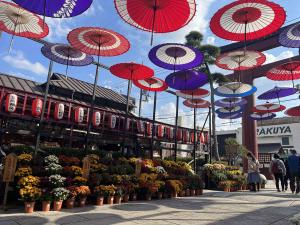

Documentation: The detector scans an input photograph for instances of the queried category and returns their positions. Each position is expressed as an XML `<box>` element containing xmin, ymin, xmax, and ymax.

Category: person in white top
<box><xmin>269</xmin><ymin>153</ymin><xmax>287</xmax><ymax>192</ymax></box>
<box><xmin>247</xmin><ymin>152</ymin><xmax>261</xmax><ymax>192</ymax></box>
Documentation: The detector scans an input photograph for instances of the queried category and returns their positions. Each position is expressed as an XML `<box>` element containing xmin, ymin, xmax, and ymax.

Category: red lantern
<box><xmin>137</xmin><ymin>120</ymin><xmax>145</xmax><ymax>133</ymax></box>
<box><xmin>199</xmin><ymin>132</ymin><xmax>205</xmax><ymax>144</ymax></box>
<box><xmin>108</xmin><ymin>114</ymin><xmax>117</xmax><ymax>129</ymax></box>
<box><xmin>157</xmin><ymin>124</ymin><xmax>164</xmax><ymax>138</ymax></box>
<box><xmin>146</xmin><ymin>122</ymin><xmax>152</xmax><ymax>136</ymax></box>
<box><xmin>54</xmin><ymin>103</ymin><xmax>64</xmax><ymax>120</ymax></box>
<box><xmin>5</xmin><ymin>94</ymin><xmax>18</xmax><ymax>113</ymax></box>
<box><xmin>93</xmin><ymin>111</ymin><xmax>101</xmax><ymax>127</ymax></box>
<box><xmin>32</xmin><ymin>98</ymin><xmax>43</xmax><ymax>117</ymax></box>
<box><xmin>176</xmin><ymin>129</ymin><xmax>182</xmax><ymax>141</ymax></box>
<box><xmin>74</xmin><ymin>107</ymin><xmax>85</xmax><ymax>123</ymax></box>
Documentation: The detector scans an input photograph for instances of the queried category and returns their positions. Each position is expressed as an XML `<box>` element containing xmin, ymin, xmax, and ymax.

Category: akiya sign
<box><xmin>257</xmin><ymin>125</ymin><xmax>292</xmax><ymax>137</ymax></box>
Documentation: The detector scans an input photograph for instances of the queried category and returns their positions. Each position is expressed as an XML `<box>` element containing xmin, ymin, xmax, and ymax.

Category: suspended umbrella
<box><xmin>210</xmin><ymin>0</ymin><xmax>286</xmax><ymax>42</ymax></box>
<box><xmin>258</xmin><ymin>86</ymin><xmax>298</xmax><ymax>103</ymax></box>
<box><xmin>133</xmin><ymin>77</ymin><xmax>167</xmax><ymax>92</ymax></box>
<box><xmin>266</xmin><ymin>61</ymin><xmax>300</xmax><ymax>87</ymax></box>
<box><xmin>279</xmin><ymin>22</ymin><xmax>300</xmax><ymax>48</ymax></box>
<box><xmin>285</xmin><ymin>106</ymin><xmax>300</xmax><ymax>117</ymax></box>
<box><xmin>216</xmin><ymin>50</ymin><xmax>266</xmax><ymax>71</ymax></box>
<box><xmin>148</xmin><ymin>43</ymin><xmax>203</xmax><ymax>72</ymax></box>
<box><xmin>250</xmin><ymin>112</ymin><xmax>276</xmax><ymax>121</ymax></box>
<box><xmin>215</xmin><ymin>97</ymin><xmax>247</xmax><ymax>108</ymax></box>
<box><xmin>41</xmin><ymin>43</ymin><xmax>94</xmax><ymax>77</ymax></box>
<box><xmin>0</xmin><ymin>1</ymin><xmax>49</xmax><ymax>51</ymax></box>
<box><xmin>12</xmin><ymin>0</ymin><xmax>93</xmax><ymax>19</ymax></box>
<box><xmin>215</xmin><ymin>82</ymin><xmax>257</xmax><ymax>98</ymax></box>
<box><xmin>176</xmin><ymin>88</ymin><xmax>210</xmax><ymax>99</ymax></box>
<box><xmin>218</xmin><ymin>112</ymin><xmax>242</xmax><ymax>120</ymax></box>
<box><xmin>165</xmin><ymin>70</ymin><xmax>208</xmax><ymax>91</ymax></box>
<box><xmin>183</xmin><ymin>99</ymin><xmax>210</xmax><ymax>108</ymax></box>
<box><xmin>253</xmin><ymin>103</ymin><xmax>286</xmax><ymax>113</ymax></box>
<box><xmin>114</xmin><ymin>0</ymin><xmax>196</xmax><ymax>45</ymax></box>
<box><xmin>216</xmin><ymin>106</ymin><xmax>244</xmax><ymax>115</ymax></box>
<box><xmin>67</xmin><ymin>27</ymin><xmax>130</xmax><ymax>147</ymax></box>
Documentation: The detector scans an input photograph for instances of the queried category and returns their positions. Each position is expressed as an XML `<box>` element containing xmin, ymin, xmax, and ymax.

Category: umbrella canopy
<box><xmin>115</xmin><ymin>0</ymin><xmax>196</xmax><ymax>44</ymax></box>
<box><xmin>216</xmin><ymin>106</ymin><xmax>244</xmax><ymax>115</ymax></box>
<box><xmin>210</xmin><ymin>0</ymin><xmax>286</xmax><ymax>41</ymax></box>
<box><xmin>279</xmin><ymin>22</ymin><xmax>300</xmax><ymax>48</ymax></box>
<box><xmin>67</xmin><ymin>27</ymin><xmax>130</xmax><ymax>57</ymax></box>
<box><xmin>165</xmin><ymin>70</ymin><xmax>208</xmax><ymax>90</ymax></box>
<box><xmin>215</xmin><ymin>97</ymin><xmax>247</xmax><ymax>108</ymax></box>
<box><xmin>41</xmin><ymin>43</ymin><xmax>94</xmax><ymax>66</ymax></box>
<box><xmin>176</xmin><ymin>88</ymin><xmax>210</xmax><ymax>99</ymax></box>
<box><xmin>183</xmin><ymin>99</ymin><xmax>210</xmax><ymax>108</ymax></box>
<box><xmin>0</xmin><ymin>1</ymin><xmax>49</xmax><ymax>38</ymax></box>
<box><xmin>133</xmin><ymin>77</ymin><xmax>167</xmax><ymax>92</ymax></box>
<box><xmin>250</xmin><ymin>112</ymin><xmax>276</xmax><ymax>120</ymax></box>
<box><xmin>215</xmin><ymin>82</ymin><xmax>257</xmax><ymax>98</ymax></box>
<box><xmin>253</xmin><ymin>103</ymin><xmax>286</xmax><ymax>113</ymax></box>
<box><xmin>216</xmin><ymin>50</ymin><xmax>266</xmax><ymax>71</ymax></box>
<box><xmin>218</xmin><ymin>112</ymin><xmax>242</xmax><ymax>119</ymax></box>
<box><xmin>285</xmin><ymin>106</ymin><xmax>300</xmax><ymax>117</ymax></box>
<box><xmin>258</xmin><ymin>86</ymin><xmax>298</xmax><ymax>100</ymax></box>
<box><xmin>12</xmin><ymin>0</ymin><xmax>93</xmax><ymax>18</ymax></box>
<box><xmin>110</xmin><ymin>63</ymin><xmax>154</xmax><ymax>80</ymax></box>
<box><xmin>148</xmin><ymin>43</ymin><xmax>203</xmax><ymax>71</ymax></box>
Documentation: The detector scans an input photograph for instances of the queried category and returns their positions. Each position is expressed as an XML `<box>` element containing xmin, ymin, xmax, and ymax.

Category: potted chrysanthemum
<box><xmin>76</xmin><ymin>186</ymin><xmax>91</xmax><ymax>207</ymax></box>
<box><xmin>52</xmin><ymin>187</ymin><xmax>69</xmax><ymax>211</ymax></box>
<box><xmin>19</xmin><ymin>186</ymin><xmax>41</xmax><ymax>213</ymax></box>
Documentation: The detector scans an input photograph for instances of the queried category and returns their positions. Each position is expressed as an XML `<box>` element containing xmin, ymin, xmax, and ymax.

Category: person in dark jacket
<box><xmin>278</xmin><ymin>147</ymin><xmax>289</xmax><ymax>191</ymax></box>
<box><xmin>270</xmin><ymin>154</ymin><xmax>286</xmax><ymax>192</ymax></box>
<box><xmin>287</xmin><ymin>149</ymin><xmax>300</xmax><ymax>194</ymax></box>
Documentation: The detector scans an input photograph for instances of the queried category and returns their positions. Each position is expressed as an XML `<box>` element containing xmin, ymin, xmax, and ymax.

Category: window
<box><xmin>282</xmin><ymin>137</ymin><xmax>289</xmax><ymax>146</ymax></box>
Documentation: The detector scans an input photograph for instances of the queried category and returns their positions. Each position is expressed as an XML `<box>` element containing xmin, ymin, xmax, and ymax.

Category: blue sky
<box><xmin>0</xmin><ymin>0</ymin><xmax>299</xmax><ymax>130</ymax></box>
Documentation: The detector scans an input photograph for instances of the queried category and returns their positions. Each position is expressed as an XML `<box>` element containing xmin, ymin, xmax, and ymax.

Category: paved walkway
<box><xmin>1</xmin><ymin>183</ymin><xmax>300</xmax><ymax>225</ymax></box>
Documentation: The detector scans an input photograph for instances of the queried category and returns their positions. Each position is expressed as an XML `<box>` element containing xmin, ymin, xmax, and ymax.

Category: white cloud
<box><xmin>206</xmin><ymin>36</ymin><xmax>216</xmax><ymax>45</ymax></box>
<box><xmin>2</xmin><ymin>51</ymin><xmax>47</xmax><ymax>76</ymax></box>
<box><xmin>45</xmin><ymin>18</ymin><xmax>73</xmax><ymax>42</ymax></box>
<box><xmin>264</xmin><ymin>50</ymin><xmax>294</xmax><ymax>64</ymax></box>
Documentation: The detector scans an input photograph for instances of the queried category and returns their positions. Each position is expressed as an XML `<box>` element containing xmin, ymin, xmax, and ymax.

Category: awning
<box><xmin>258</xmin><ymin>143</ymin><xmax>282</xmax><ymax>153</ymax></box>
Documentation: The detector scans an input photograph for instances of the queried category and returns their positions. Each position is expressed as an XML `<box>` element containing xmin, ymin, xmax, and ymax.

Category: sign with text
<box><xmin>82</xmin><ymin>157</ymin><xmax>90</xmax><ymax>179</ymax></box>
<box><xmin>3</xmin><ymin>153</ymin><xmax>17</xmax><ymax>182</ymax></box>
<box><xmin>257</xmin><ymin>125</ymin><xmax>291</xmax><ymax>137</ymax></box>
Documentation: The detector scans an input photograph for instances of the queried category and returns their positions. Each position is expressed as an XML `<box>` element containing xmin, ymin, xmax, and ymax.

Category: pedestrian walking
<box><xmin>278</xmin><ymin>147</ymin><xmax>289</xmax><ymax>191</ymax></box>
<box><xmin>247</xmin><ymin>152</ymin><xmax>261</xmax><ymax>192</ymax></box>
<box><xmin>287</xmin><ymin>149</ymin><xmax>300</xmax><ymax>194</ymax></box>
<box><xmin>270</xmin><ymin>154</ymin><xmax>286</xmax><ymax>192</ymax></box>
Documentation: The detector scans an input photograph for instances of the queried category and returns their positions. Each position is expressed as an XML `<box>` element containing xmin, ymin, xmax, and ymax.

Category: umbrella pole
<box><xmin>9</xmin><ymin>15</ymin><xmax>20</xmax><ymax>54</ymax></box>
<box><xmin>193</xmin><ymin>108</ymin><xmax>197</xmax><ymax>172</ymax></box>
<box><xmin>209</xmin><ymin>106</ymin><xmax>212</xmax><ymax>164</ymax></box>
<box><xmin>35</xmin><ymin>60</ymin><xmax>53</xmax><ymax>154</ymax></box>
<box><xmin>138</xmin><ymin>89</ymin><xmax>143</xmax><ymax>117</ymax></box>
<box><xmin>174</xmin><ymin>95</ymin><xmax>179</xmax><ymax>161</ymax></box>
<box><xmin>150</xmin><ymin>0</ymin><xmax>157</xmax><ymax>45</ymax></box>
<box><xmin>122</xmin><ymin>79</ymin><xmax>132</xmax><ymax>153</ymax></box>
<box><xmin>43</xmin><ymin>0</ymin><xmax>47</xmax><ymax>28</ymax></box>
<box><xmin>150</xmin><ymin>91</ymin><xmax>157</xmax><ymax>159</ymax></box>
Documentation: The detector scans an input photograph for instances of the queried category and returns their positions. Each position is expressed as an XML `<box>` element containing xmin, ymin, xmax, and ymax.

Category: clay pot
<box><xmin>107</xmin><ymin>196</ymin><xmax>114</xmax><ymax>205</ymax></box>
<box><xmin>24</xmin><ymin>202</ymin><xmax>35</xmax><ymax>213</ymax></box>
<box><xmin>130</xmin><ymin>193</ymin><xmax>137</xmax><ymax>201</ymax></box>
<box><xmin>157</xmin><ymin>192</ymin><xmax>163</xmax><ymax>200</ymax></box>
<box><xmin>145</xmin><ymin>194</ymin><xmax>152</xmax><ymax>201</ymax></box>
<box><xmin>185</xmin><ymin>189</ymin><xmax>191</xmax><ymax>196</ymax></box>
<box><xmin>196</xmin><ymin>189</ymin><xmax>203</xmax><ymax>195</ymax></box>
<box><xmin>79</xmin><ymin>197</ymin><xmax>87</xmax><ymax>207</ymax></box>
<box><xmin>179</xmin><ymin>190</ymin><xmax>185</xmax><ymax>197</ymax></box>
<box><xmin>223</xmin><ymin>187</ymin><xmax>230</xmax><ymax>192</ymax></box>
<box><xmin>122</xmin><ymin>194</ymin><xmax>129</xmax><ymax>203</ymax></box>
<box><xmin>114</xmin><ymin>196</ymin><xmax>122</xmax><ymax>204</ymax></box>
<box><xmin>190</xmin><ymin>189</ymin><xmax>195</xmax><ymax>196</ymax></box>
<box><xmin>42</xmin><ymin>201</ymin><xmax>51</xmax><ymax>212</ymax></box>
<box><xmin>96</xmin><ymin>196</ymin><xmax>104</xmax><ymax>206</ymax></box>
<box><xmin>66</xmin><ymin>198</ymin><xmax>75</xmax><ymax>209</ymax></box>
<box><xmin>53</xmin><ymin>200</ymin><xmax>63</xmax><ymax>211</ymax></box>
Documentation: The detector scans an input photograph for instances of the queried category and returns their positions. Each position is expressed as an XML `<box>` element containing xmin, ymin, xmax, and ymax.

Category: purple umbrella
<box><xmin>250</xmin><ymin>112</ymin><xmax>276</xmax><ymax>121</ymax></box>
<box><xmin>148</xmin><ymin>43</ymin><xmax>203</xmax><ymax>71</ymax></box>
<box><xmin>41</xmin><ymin>43</ymin><xmax>94</xmax><ymax>76</ymax></box>
<box><xmin>258</xmin><ymin>86</ymin><xmax>298</xmax><ymax>100</ymax></box>
<box><xmin>215</xmin><ymin>97</ymin><xmax>247</xmax><ymax>108</ymax></box>
<box><xmin>218</xmin><ymin>112</ymin><xmax>242</xmax><ymax>119</ymax></box>
<box><xmin>165</xmin><ymin>70</ymin><xmax>208</xmax><ymax>90</ymax></box>
<box><xmin>279</xmin><ymin>22</ymin><xmax>300</xmax><ymax>48</ymax></box>
<box><xmin>12</xmin><ymin>0</ymin><xmax>93</xmax><ymax>18</ymax></box>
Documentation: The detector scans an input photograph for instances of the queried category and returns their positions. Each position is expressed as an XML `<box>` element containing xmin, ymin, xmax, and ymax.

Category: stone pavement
<box><xmin>1</xmin><ymin>183</ymin><xmax>300</xmax><ymax>225</ymax></box>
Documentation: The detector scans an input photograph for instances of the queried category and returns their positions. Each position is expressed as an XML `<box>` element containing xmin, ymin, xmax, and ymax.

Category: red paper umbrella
<box><xmin>285</xmin><ymin>106</ymin><xmax>300</xmax><ymax>117</ymax></box>
<box><xmin>133</xmin><ymin>77</ymin><xmax>167</xmax><ymax>92</ymax></box>
<box><xmin>115</xmin><ymin>0</ymin><xmax>196</xmax><ymax>44</ymax></box>
<box><xmin>183</xmin><ymin>99</ymin><xmax>211</xmax><ymax>108</ymax></box>
<box><xmin>210</xmin><ymin>0</ymin><xmax>286</xmax><ymax>41</ymax></box>
<box><xmin>253</xmin><ymin>103</ymin><xmax>286</xmax><ymax>113</ymax></box>
<box><xmin>110</xmin><ymin>63</ymin><xmax>154</xmax><ymax>80</ymax></box>
<box><xmin>266</xmin><ymin>61</ymin><xmax>300</xmax><ymax>87</ymax></box>
<box><xmin>176</xmin><ymin>89</ymin><xmax>210</xmax><ymax>99</ymax></box>
<box><xmin>216</xmin><ymin>50</ymin><xmax>266</xmax><ymax>71</ymax></box>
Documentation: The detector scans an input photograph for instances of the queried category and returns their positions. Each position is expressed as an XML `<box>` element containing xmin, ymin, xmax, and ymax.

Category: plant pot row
<box><xmin>179</xmin><ymin>189</ymin><xmax>203</xmax><ymax>197</ymax></box>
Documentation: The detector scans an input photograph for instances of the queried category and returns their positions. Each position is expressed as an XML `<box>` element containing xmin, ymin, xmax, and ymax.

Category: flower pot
<box><xmin>185</xmin><ymin>189</ymin><xmax>191</xmax><ymax>196</ymax></box>
<box><xmin>145</xmin><ymin>194</ymin><xmax>152</xmax><ymax>201</ymax></box>
<box><xmin>96</xmin><ymin>196</ymin><xmax>104</xmax><ymax>206</ymax></box>
<box><xmin>42</xmin><ymin>201</ymin><xmax>51</xmax><ymax>212</ymax></box>
<box><xmin>190</xmin><ymin>189</ymin><xmax>195</xmax><ymax>196</ymax></box>
<box><xmin>122</xmin><ymin>194</ymin><xmax>129</xmax><ymax>203</ymax></box>
<box><xmin>24</xmin><ymin>202</ymin><xmax>35</xmax><ymax>213</ymax></box>
<box><xmin>106</xmin><ymin>196</ymin><xmax>114</xmax><ymax>205</ymax></box>
<box><xmin>130</xmin><ymin>193</ymin><xmax>137</xmax><ymax>201</ymax></box>
<box><xmin>179</xmin><ymin>190</ymin><xmax>185</xmax><ymax>197</ymax></box>
<box><xmin>66</xmin><ymin>198</ymin><xmax>75</xmax><ymax>209</ymax></box>
<box><xmin>196</xmin><ymin>189</ymin><xmax>203</xmax><ymax>195</ymax></box>
<box><xmin>53</xmin><ymin>200</ymin><xmax>63</xmax><ymax>211</ymax></box>
<box><xmin>223</xmin><ymin>187</ymin><xmax>230</xmax><ymax>192</ymax></box>
<box><xmin>114</xmin><ymin>196</ymin><xmax>122</xmax><ymax>204</ymax></box>
<box><xmin>157</xmin><ymin>192</ymin><xmax>163</xmax><ymax>200</ymax></box>
<box><xmin>79</xmin><ymin>197</ymin><xmax>87</xmax><ymax>207</ymax></box>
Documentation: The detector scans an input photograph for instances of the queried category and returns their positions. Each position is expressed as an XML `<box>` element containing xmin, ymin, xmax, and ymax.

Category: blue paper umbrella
<box><xmin>215</xmin><ymin>82</ymin><xmax>257</xmax><ymax>98</ymax></box>
<box><xmin>250</xmin><ymin>112</ymin><xmax>276</xmax><ymax>121</ymax></box>
<box><xmin>216</xmin><ymin>106</ymin><xmax>244</xmax><ymax>115</ymax></box>
<box><xmin>215</xmin><ymin>97</ymin><xmax>247</xmax><ymax>108</ymax></box>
